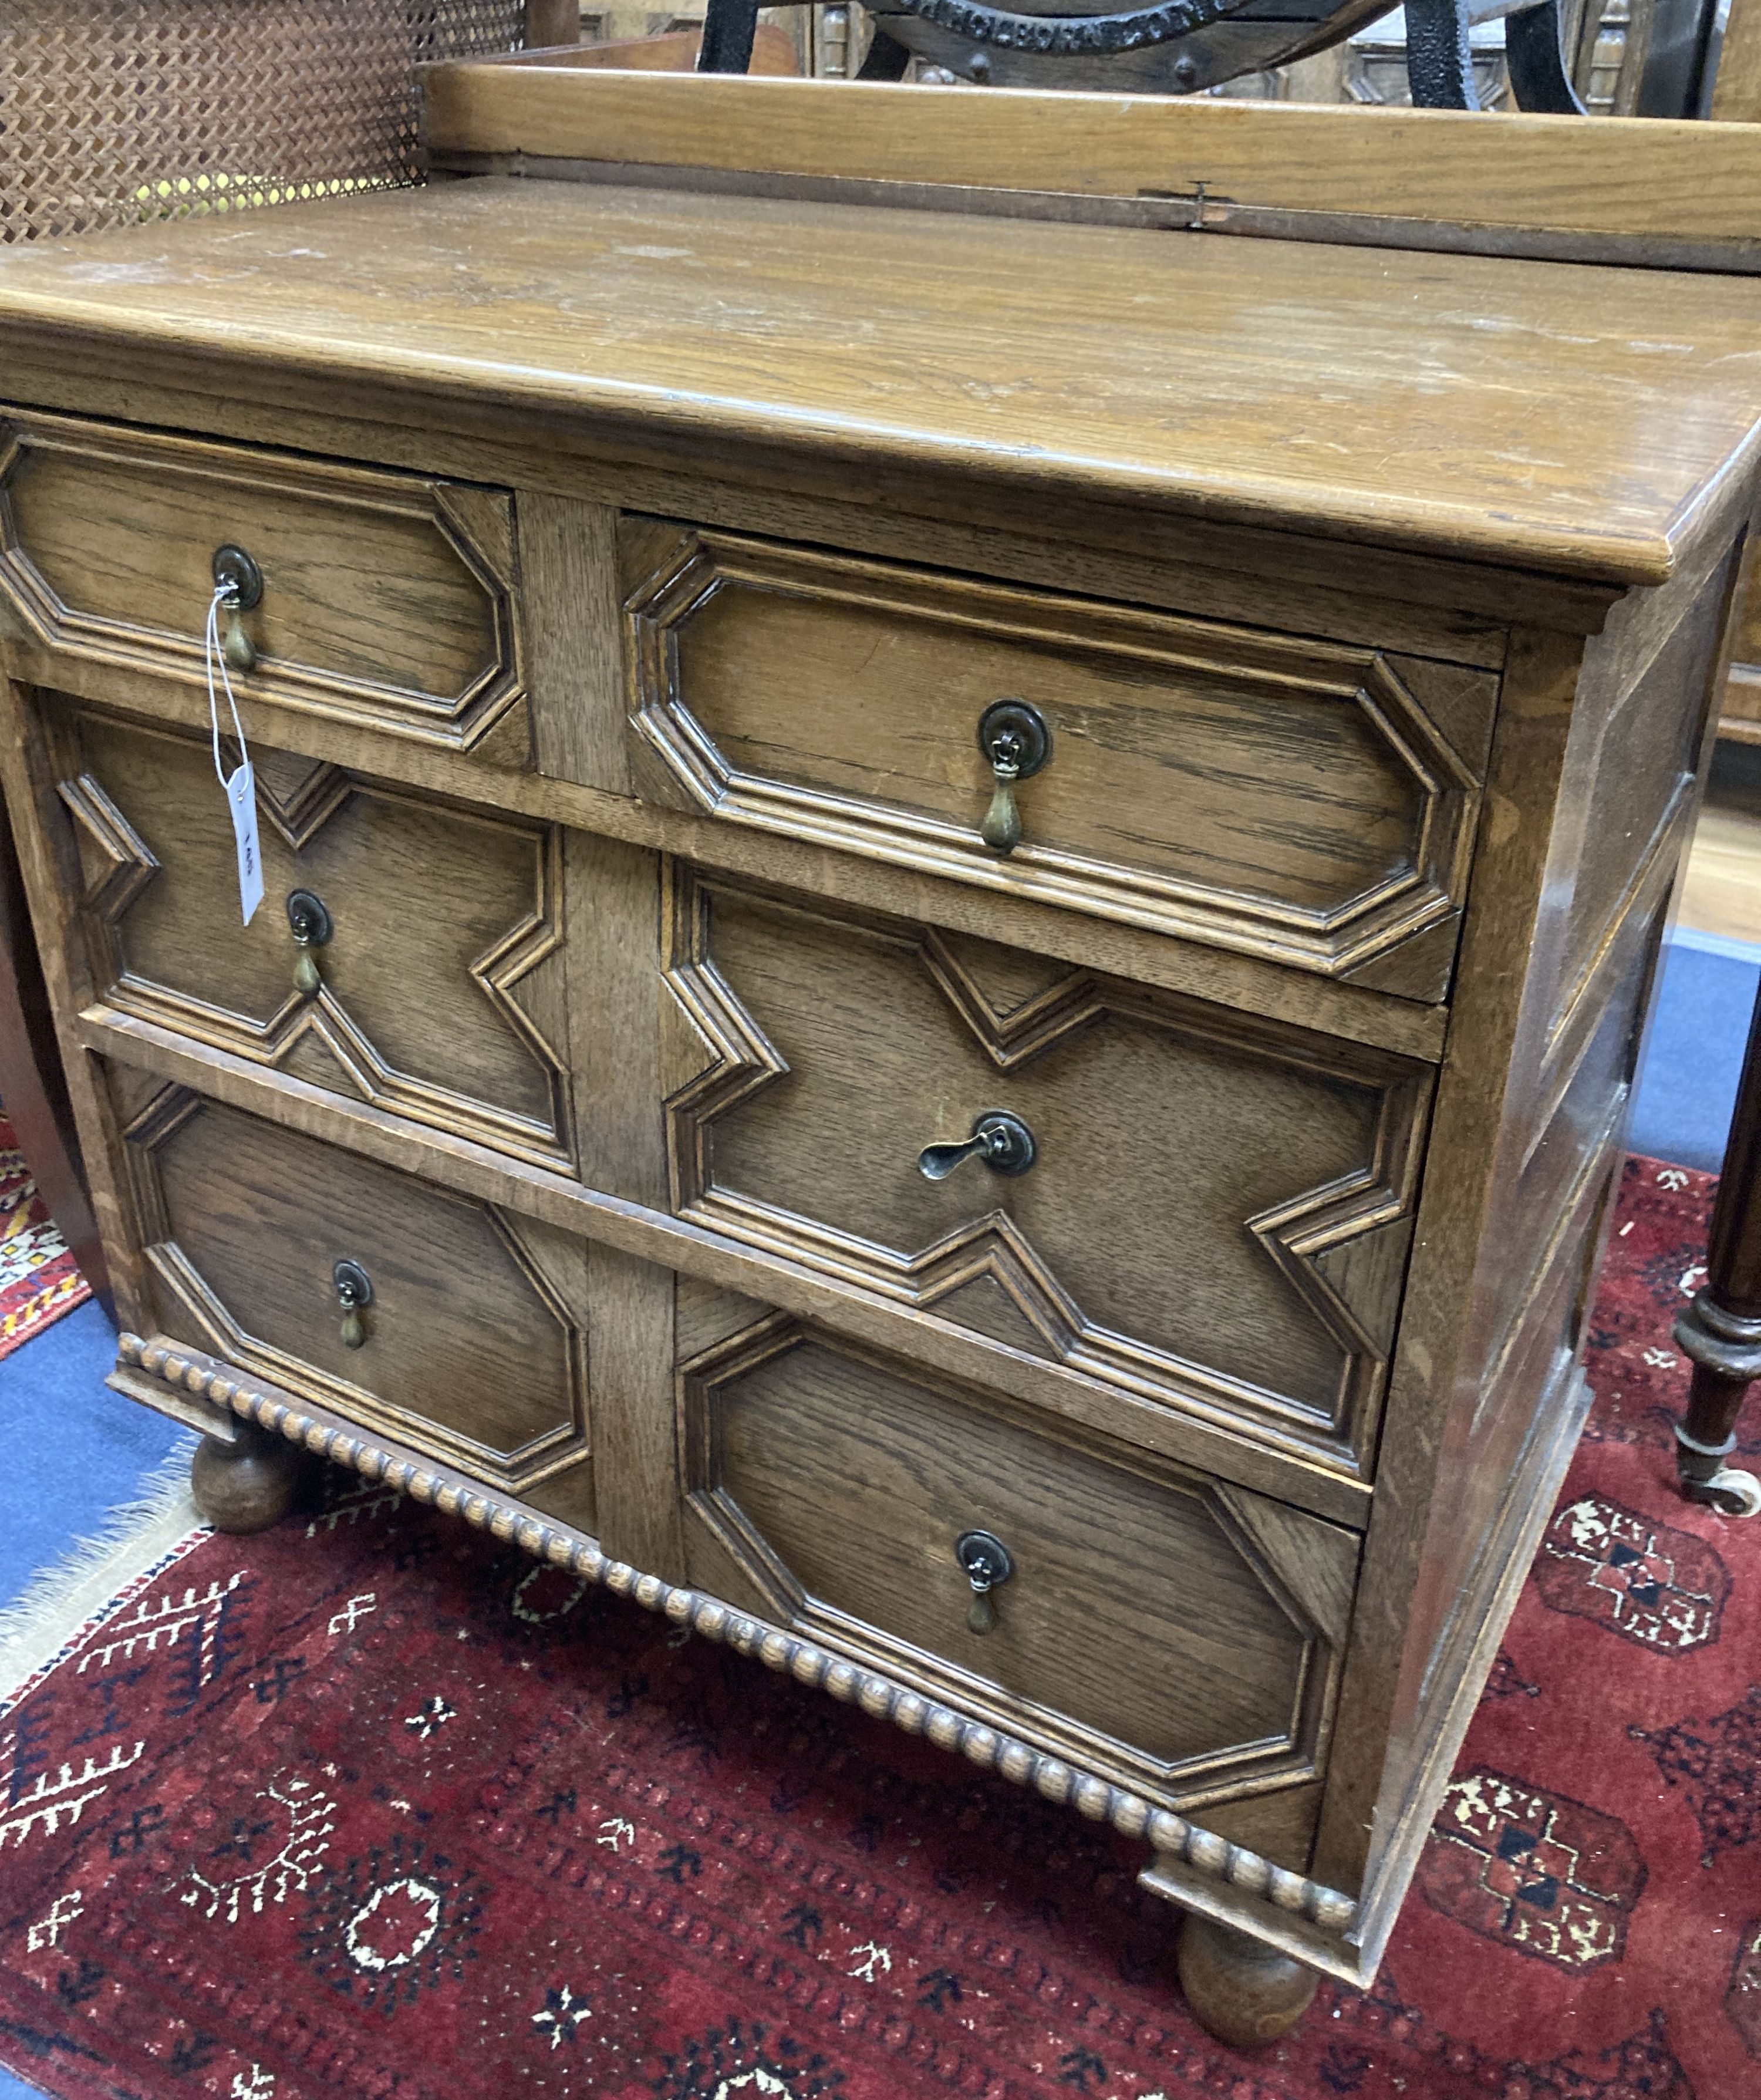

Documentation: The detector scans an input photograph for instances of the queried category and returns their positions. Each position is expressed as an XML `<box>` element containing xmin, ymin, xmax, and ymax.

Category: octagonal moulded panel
<box><xmin>621</xmin><ymin>519</ymin><xmax>1488</xmax><ymax>996</ymax></box>
<box><xmin>119</xmin><ymin>1081</ymin><xmax>592</xmax><ymax>1515</ymax></box>
<box><xmin>681</xmin><ymin>1314</ymin><xmax>1358</xmax><ymax>1811</ymax></box>
<box><xmin>0</xmin><ymin>410</ymin><xmax>521</xmax><ymax>747</ymax></box>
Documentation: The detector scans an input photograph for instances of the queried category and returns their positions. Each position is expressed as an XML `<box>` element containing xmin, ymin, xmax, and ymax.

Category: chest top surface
<box><xmin>1</xmin><ymin>175</ymin><xmax>1760</xmax><ymax>587</ymax></box>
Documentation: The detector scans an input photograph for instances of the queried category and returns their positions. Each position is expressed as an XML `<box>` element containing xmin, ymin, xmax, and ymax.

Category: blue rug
<box><xmin>0</xmin><ymin>1299</ymin><xmax>186</xmax><ymax>1614</ymax></box>
<box><xmin>1630</xmin><ymin>927</ymin><xmax>1760</xmax><ymax>1173</ymax></box>
<box><xmin>0</xmin><ymin>1305</ymin><xmax>188</xmax><ymax>2100</ymax></box>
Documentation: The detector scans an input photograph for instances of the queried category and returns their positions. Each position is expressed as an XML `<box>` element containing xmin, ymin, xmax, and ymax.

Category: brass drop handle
<box><xmin>919</xmin><ymin>1110</ymin><xmax>1036</xmax><ymax>1184</ymax></box>
<box><xmin>212</xmin><ymin>544</ymin><xmax>264</xmax><ymax>675</ymax></box>
<box><xmin>287</xmin><ymin>888</ymin><xmax>333</xmax><ymax>997</ymax></box>
<box><xmin>976</xmin><ymin>699</ymin><xmax>1052</xmax><ymax>857</ymax></box>
<box><xmin>956</xmin><ymin>1529</ymin><xmax>1014</xmax><ymax>1634</ymax></box>
<box><xmin>333</xmin><ymin>1258</ymin><xmax>373</xmax><ymax>1350</ymax></box>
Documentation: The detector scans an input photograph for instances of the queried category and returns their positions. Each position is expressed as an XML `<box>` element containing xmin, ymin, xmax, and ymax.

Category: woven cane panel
<box><xmin>0</xmin><ymin>1</ymin><xmax>527</xmax><ymax>244</ymax></box>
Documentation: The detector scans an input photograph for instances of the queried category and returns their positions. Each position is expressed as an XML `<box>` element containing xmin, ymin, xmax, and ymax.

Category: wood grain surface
<box><xmin>664</xmin><ymin>873</ymin><xmax>1427</xmax><ymax>1473</ymax></box>
<box><xmin>423</xmin><ymin>68</ymin><xmax>1761</xmax><ymax>244</ymax></box>
<box><xmin>685</xmin><ymin>1319</ymin><xmax>1350</xmax><ymax>1796</ymax></box>
<box><xmin>1714</xmin><ymin>0</ymin><xmax>1761</xmax><ymax>123</ymax></box>
<box><xmin>2</xmin><ymin>178</ymin><xmax>1760</xmax><ymax>582</ymax></box>
<box><xmin>623</xmin><ymin>520</ymin><xmax>1481</xmax><ymax>992</ymax></box>
<box><xmin>111</xmin><ymin>1323</ymin><xmax>1367</xmax><ymax>1967</ymax></box>
<box><xmin>0</xmin><ymin>414</ymin><xmax>518</xmax><ymax>746</ymax></box>
<box><xmin>5</xmin><ymin>83</ymin><xmax>1758</xmax><ymax>2006</ymax></box>
<box><xmin>12</xmin><ymin>634</ymin><xmax>1452</xmax><ymax>1064</ymax></box>
<box><xmin>127</xmin><ymin>1084</ymin><xmax>595</xmax><ymax>1517</ymax></box>
<box><xmin>53</xmin><ymin>705</ymin><xmax>571</xmax><ymax>1167</ymax></box>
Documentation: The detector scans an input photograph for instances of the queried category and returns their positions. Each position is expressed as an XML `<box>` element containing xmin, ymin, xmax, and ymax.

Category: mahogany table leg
<box><xmin>1175</xmin><ymin>1914</ymin><xmax>1319</xmax><ymax>2048</ymax></box>
<box><xmin>1674</xmin><ymin>977</ymin><xmax>1761</xmax><ymax>1518</ymax></box>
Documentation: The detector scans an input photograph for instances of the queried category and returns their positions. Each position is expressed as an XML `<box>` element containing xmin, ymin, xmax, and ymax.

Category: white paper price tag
<box><xmin>225</xmin><ymin>760</ymin><xmax>264</xmax><ymax>926</ymax></box>
<box><xmin>205</xmin><ymin>582</ymin><xmax>263</xmax><ymax>928</ymax></box>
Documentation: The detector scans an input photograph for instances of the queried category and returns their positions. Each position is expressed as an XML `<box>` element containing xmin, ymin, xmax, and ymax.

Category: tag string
<box><xmin>205</xmin><ymin>582</ymin><xmax>252</xmax><ymax>787</ymax></box>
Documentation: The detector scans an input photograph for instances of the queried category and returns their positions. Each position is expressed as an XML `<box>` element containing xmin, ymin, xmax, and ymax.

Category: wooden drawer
<box><xmin>53</xmin><ymin>703</ymin><xmax>571</xmax><ymax>1170</ymax></box>
<box><xmin>663</xmin><ymin>869</ymin><xmax>1430</xmax><ymax>1476</ymax></box>
<box><xmin>623</xmin><ymin>519</ymin><xmax>1494</xmax><ymax>1000</ymax></box>
<box><xmin>677</xmin><ymin>1292</ymin><xmax>1356</xmax><ymax>1818</ymax></box>
<box><xmin>0</xmin><ymin>410</ymin><xmax>520</xmax><ymax>748</ymax></box>
<box><xmin>114</xmin><ymin>1073</ymin><xmax>596</xmax><ymax>1528</ymax></box>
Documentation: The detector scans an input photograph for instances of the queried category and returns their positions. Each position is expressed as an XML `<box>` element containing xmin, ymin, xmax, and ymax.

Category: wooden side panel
<box><xmin>1712</xmin><ymin>528</ymin><xmax>1761</xmax><ymax>744</ymax></box>
<box><xmin>1553</xmin><ymin>550</ymin><xmax>1738</xmax><ymax>1033</ymax></box>
<box><xmin>1713</xmin><ymin>0</ymin><xmax>1761</xmax><ymax>123</ymax></box>
<box><xmin>0</xmin><ymin>775</ymin><xmax>107</xmax><ymax>1306</ymax></box>
<box><xmin>1317</xmin><ymin>513</ymin><xmax>1746</xmax><ymax>1904</ymax></box>
<box><xmin>0</xmin><ymin>674</ymin><xmax>153</xmax><ymax>1332</ymax></box>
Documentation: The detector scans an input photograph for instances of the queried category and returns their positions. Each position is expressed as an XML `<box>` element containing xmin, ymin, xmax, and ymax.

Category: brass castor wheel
<box><xmin>1176</xmin><ymin>1913</ymin><xmax>1320</xmax><ymax>2049</ymax></box>
<box><xmin>190</xmin><ymin>1420</ymin><xmax>301</xmax><ymax>1533</ymax></box>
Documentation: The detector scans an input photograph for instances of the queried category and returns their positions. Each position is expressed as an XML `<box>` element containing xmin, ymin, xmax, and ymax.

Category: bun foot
<box><xmin>191</xmin><ymin>1421</ymin><xmax>301</xmax><ymax>1533</ymax></box>
<box><xmin>1176</xmin><ymin>1914</ymin><xmax>1319</xmax><ymax>2049</ymax></box>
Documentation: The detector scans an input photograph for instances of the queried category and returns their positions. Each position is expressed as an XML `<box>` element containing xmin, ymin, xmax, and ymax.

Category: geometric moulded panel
<box><xmin>123</xmin><ymin>1085</ymin><xmax>590</xmax><ymax>1505</ymax></box>
<box><xmin>0</xmin><ymin>411</ymin><xmax>521</xmax><ymax>747</ymax></box>
<box><xmin>59</xmin><ymin>706</ymin><xmax>571</xmax><ymax>1172</ymax></box>
<box><xmin>682</xmin><ymin>1313</ymin><xmax>1358</xmax><ymax>1812</ymax></box>
<box><xmin>663</xmin><ymin>870</ymin><xmax>1431</xmax><ymax>1478</ymax></box>
<box><xmin>625</xmin><ymin>520</ymin><xmax>1486</xmax><ymax>996</ymax></box>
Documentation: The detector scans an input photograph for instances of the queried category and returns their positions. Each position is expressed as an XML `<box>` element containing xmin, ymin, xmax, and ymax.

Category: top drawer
<box><xmin>621</xmin><ymin>520</ymin><xmax>1495</xmax><ymax>1002</ymax></box>
<box><xmin>0</xmin><ymin>411</ymin><xmax>521</xmax><ymax>749</ymax></box>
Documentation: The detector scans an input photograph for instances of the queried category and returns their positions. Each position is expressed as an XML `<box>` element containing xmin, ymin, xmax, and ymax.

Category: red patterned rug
<box><xmin>0</xmin><ymin>1111</ymin><xmax>90</xmax><ymax>1362</ymax></box>
<box><xmin>1</xmin><ymin>1155</ymin><xmax>1757</xmax><ymax>2100</ymax></box>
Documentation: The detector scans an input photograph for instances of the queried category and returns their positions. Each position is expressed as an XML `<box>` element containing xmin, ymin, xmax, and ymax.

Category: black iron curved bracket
<box><xmin>1405</xmin><ymin>0</ymin><xmax>1586</xmax><ymax>113</ymax></box>
<box><xmin>1504</xmin><ymin>0</ymin><xmax>1587</xmax><ymax>113</ymax></box>
<box><xmin>701</xmin><ymin>0</ymin><xmax>1587</xmax><ymax>123</ymax></box>
<box><xmin>1403</xmin><ymin>0</ymin><xmax>1480</xmax><ymax>107</ymax></box>
<box><xmin>699</xmin><ymin>0</ymin><xmax>762</xmax><ymax>71</ymax></box>
<box><xmin>699</xmin><ymin>0</ymin><xmax>1241</xmax><ymax>70</ymax></box>
<box><xmin>873</xmin><ymin>0</ymin><xmax>1240</xmax><ymax>52</ymax></box>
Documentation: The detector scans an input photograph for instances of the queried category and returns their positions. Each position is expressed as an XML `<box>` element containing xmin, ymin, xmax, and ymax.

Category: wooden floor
<box><xmin>1682</xmin><ymin>742</ymin><xmax>1761</xmax><ymax>944</ymax></box>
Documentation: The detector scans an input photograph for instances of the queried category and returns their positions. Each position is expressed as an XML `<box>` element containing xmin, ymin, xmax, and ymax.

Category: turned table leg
<box><xmin>190</xmin><ymin>1420</ymin><xmax>301</xmax><ymax>1533</ymax></box>
<box><xmin>1176</xmin><ymin>1914</ymin><xmax>1319</xmax><ymax>2048</ymax></box>
<box><xmin>1674</xmin><ymin>978</ymin><xmax>1761</xmax><ymax>1518</ymax></box>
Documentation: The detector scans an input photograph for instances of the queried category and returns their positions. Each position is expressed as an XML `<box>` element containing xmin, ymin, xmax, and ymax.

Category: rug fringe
<box><xmin>0</xmin><ymin>1433</ymin><xmax>206</xmax><ymax>1710</ymax></box>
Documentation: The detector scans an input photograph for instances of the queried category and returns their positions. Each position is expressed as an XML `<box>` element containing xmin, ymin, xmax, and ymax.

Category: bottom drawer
<box><xmin>676</xmin><ymin>1287</ymin><xmax>1358</xmax><ymax>1822</ymax></box>
<box><xmin>114</xmin><ymin>1071</ymin><xmax>596</xmax><ymax>1529</ymax></box>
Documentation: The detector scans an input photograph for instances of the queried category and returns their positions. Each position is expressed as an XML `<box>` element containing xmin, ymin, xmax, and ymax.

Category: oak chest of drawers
<box><xmin>2</xmin><ymin>66</ymin><xmax>1759</xmax><ymax>2049</ymax></box>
